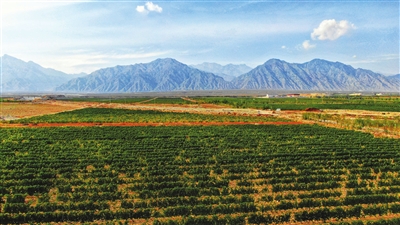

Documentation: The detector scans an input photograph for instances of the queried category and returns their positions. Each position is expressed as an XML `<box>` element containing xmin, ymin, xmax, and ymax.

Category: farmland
<box><xmin>196</xmin><ymin>96</ymin><xmax>400</xmax><ymax>112</ymax></box>
<box><xmin>1</xmin><ymin>124</ymin><xmax>400</xmax><ymax>224</ymax></box>
<box><xmin>0</xmin><ymin>95</ymin><xmax>400</xmax><ymax>224</ymax></box>
<box><xmin>10</xmin><ymin>107</ymin><xmax>287</xmax><ymax>124</ymax></box>
<box><xmin>62</xmin><ymin>97</ymin><xmax>197</xmax><ymax>105</ymax></box>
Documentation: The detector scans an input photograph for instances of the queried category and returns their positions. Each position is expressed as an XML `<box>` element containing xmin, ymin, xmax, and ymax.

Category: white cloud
<box><xmin>302</xmin><ymin>40</ymin><xmax>316</xmax><ymax>50</ymax></box>
<box><xmin>281</xmin><ymin>45</ymin><xmax>286</xmax><ymax>49</ymax></box>
<box><xmin>145</xmin><ymin>2</ymin><xmax>162</xmax><ymax>13</ymax></box>
<box><xmin>311</xmin><ymin>19</ymin><xmax>355</xmax><ymax>41</ymax></box>
<box><xmin>353</xmin><ymin>55</ymin><xmax>357</xmax><ymax>58</ymax></box>
<box><xmin>136</xmin><ymin>2</ymin><xmax>162</xmax><ymax>14</ymax></box>
<box><xmin>136</xmin><ymin>5</ymin><xmax>147</xmax><ymax>13</ymax></box>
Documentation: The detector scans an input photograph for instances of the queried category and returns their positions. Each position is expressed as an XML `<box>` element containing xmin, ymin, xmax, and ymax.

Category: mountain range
<box><xmin>191</xmin><ymin>62</ymin><xmax>252</xmax><ymax>81</ymax></box>
<box><xmin>1</xmin><ymin>54</ymin><xmax>399</xmax><ymax>93</ymax></box>
<box><xmin>1</xmin><ymin>55</ymin><xmax>82</xmax><ymax>92</ymax></box>
<box><xmin>56</xmin><ymin>58</ymin><xmax>234</xmax><ymax>92</ymax></box>
<box><xmin>387</xmin><ymin>74</ymin><xmax>400</xmax><ymax>87</ymax></box>
<box><xmin>232</xmin><ymin>59</ymin><xmax>398</xmax><ymax>91</ymax></box>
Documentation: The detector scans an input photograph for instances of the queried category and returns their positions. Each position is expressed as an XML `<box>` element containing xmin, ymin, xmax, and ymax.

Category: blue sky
<box><xmin>2</xmin><ymin>0</ymin><xmax>399</xmax><ymax>75</ymax></box>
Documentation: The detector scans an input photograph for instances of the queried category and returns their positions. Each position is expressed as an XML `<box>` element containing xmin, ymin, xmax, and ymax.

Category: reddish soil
<box><xmin>1</xmin><ymin>121</ymin><xmax>303</xmax><ymax>128</ymax></box>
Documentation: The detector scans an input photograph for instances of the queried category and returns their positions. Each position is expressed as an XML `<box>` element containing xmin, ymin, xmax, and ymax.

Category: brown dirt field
<box><xmin>98</xmin><ymin>102</ymin><xmax>272</xmax><ymax>117</ymax></box>
<box><xmin>0</xmin><ymin>101</ymin><xmax>89</xmax><ymax>120</ymax></box>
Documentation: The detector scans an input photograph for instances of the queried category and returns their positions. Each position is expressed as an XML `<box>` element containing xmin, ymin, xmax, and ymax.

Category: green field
<box><xmin>1</xmin><ymin>124</ymin><xmax>400</xmax><ymax>224</ymax></box>
<box><xmin>196</xmin><ymin>96</ymin><xmax>400</xmax><ymax>112</ymax></box>
<box><xmin>140</xmin><ymin>98</ymin><xmax>196</xmax><ymax>104</ymax></box>
<box><xmin>62</xmin><ymin>97</ymin><xmax>195</xmax><ymax>105</ymax></box>
<box><xmin>61</xmin><ymin>98</ymin><xmax>150</xmax><ymax>103</ymax></box>
<box><xmin>10</xmin><ymin>108</ymin><xmax>287</xmax><ymax>124</ymax></box>
<box><xmin>0</xmin><ymin>98</ymin><xmax>18</xmax><ymax>103</ymax></box>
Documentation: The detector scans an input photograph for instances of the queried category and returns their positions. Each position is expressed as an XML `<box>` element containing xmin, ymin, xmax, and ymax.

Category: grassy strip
<box><xmin>302</xmin><ymin>113</ymin><xmax>400</xmax><ymax>130</ymax></box>
<box><xmin>140</xmin><ymin>98</ymin><xmax>196</xmax><ymax>104</ymax></box>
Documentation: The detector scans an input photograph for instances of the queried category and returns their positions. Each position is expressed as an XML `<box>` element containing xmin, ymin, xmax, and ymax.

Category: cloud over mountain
<box><xmin>311</xmin><ymin>19</ymin><xmax>355</xmax><ymax>41</ymax></box>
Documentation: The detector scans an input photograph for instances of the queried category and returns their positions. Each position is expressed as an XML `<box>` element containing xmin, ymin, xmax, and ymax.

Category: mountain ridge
<box><xmin>232</xmin><ymin>58</ymin><xmax>397</xmax><ymax>92</ymax></box>
<box><xmin>56</xmin><ymin>58</ymin><xmax>235</xmax><ymax>93</ymax></box>
<box><xmin>191</xmin><ymin>62</ymin><xmax>252</xmax><ymax>81</ymax></box>
<box><xmin>1</xmin><ymin>55</ymin><xmax>82</xmax><ymax>92</ymax></box>
<box><xmin>2</xmin><ymin>54</ymin><xmax>398</xmax><ymax>93</ymax></box>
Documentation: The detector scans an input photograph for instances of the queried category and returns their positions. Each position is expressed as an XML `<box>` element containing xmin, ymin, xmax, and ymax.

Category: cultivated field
<box><xmin>0</xmin><ymin>96</ymin><xmax>399</xmax><ymax>224</ymax></box>
<box><xmin>1</xmin><ymin>97</ymin><xmax>399</xmax><ymax>138</ymax></box>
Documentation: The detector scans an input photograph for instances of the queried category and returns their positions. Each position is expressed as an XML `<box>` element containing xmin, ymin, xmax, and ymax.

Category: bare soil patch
<box><xmin>0</xmin><ymin>101</ymin><xmax>90</xmax><ymax>120</ymax></box>
<box><xmin>99</xmin><ymin>102</ymin><xmax>271</xmax><ymax>117</ymax></box>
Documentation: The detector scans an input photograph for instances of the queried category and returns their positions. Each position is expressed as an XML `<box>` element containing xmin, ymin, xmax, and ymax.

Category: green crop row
<box><xmin>62</xmin><ymin>97</ymin><xmax>150</xmax><ymax>103</ymax></box>
<box><xmin>195</xmin><ymin>96</ymin><xmax>400</xmax><ymax>111</ymax></box>
<box><xmin>9</xmin><ymin>107</ymin><xmax>287</xmax><ymax>123</ymax></box>
<box><xmin>1</xmin><ymin>124</ymin><xmax>400</xmax><ymax>224</ymax></box>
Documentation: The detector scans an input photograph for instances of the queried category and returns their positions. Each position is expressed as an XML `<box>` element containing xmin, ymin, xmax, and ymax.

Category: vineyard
<box><xmin>9</xmin><ymin>108</ymin><xmax>287</xmax><ymax>124</ymax></box>
<box><xmin>1</xmin><ymin>124</ymin><xmax>400</xmax><ymax>224</ymax></box>
<box><xmin>196</xmin><ymin>96</ymin><xmax>400</xmax><ymax>112</ymax></box>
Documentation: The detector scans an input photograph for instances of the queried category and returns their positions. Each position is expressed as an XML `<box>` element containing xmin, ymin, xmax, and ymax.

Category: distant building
<box><xmin>349</xmin><ymin>93</ymin><xmax>362</xmax><ymax>96</ymax></box>
<box><xmin>258</xmin><ymin>94</ymin><xmax>280</xmax><ymax>98</ymax></box>
<box><xmin>287</xmin><ymin>93</ymin><xmax>300</xmax><ymax>97</ymax></box>
<box><xmin>42</xmin><ymin>95</ymin><xmax>66</xmax><ymax>100</ymax></box>
<box><xmin>16</xmin><ymin>96</ymin><xmax>37</xmax><ymax>101</ymax></box>
<box><xmin>13</xmin><ymin>95</ymin><xmax>66</xmax><ymax>102</ymax></box>
<box><xmin>300</xmin><ymin>93</ymin><xmax>327</xmax><ymax>98</ymax></box>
